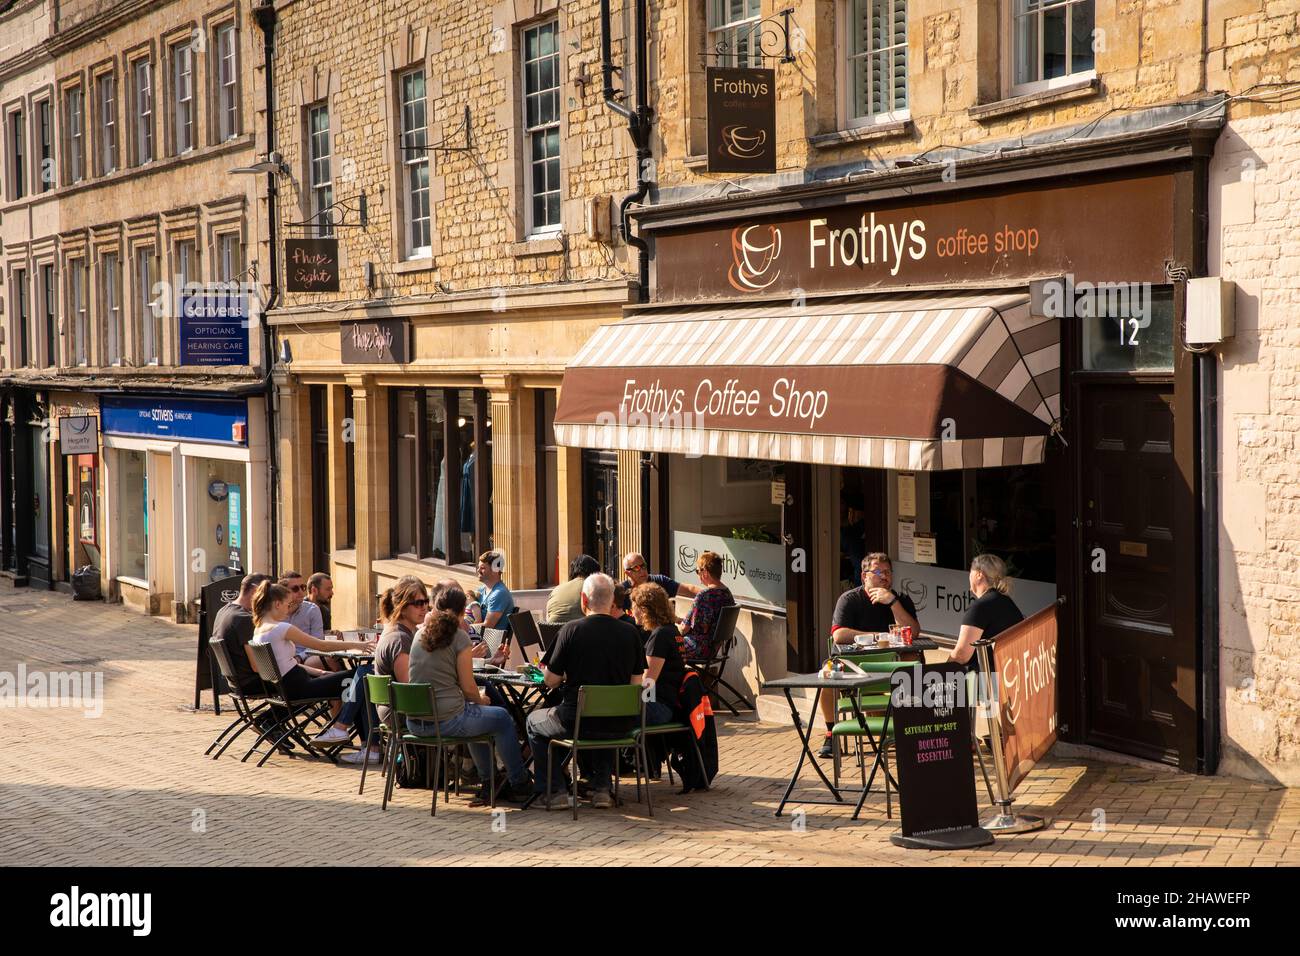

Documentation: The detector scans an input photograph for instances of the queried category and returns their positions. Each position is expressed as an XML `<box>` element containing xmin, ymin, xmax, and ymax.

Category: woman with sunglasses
<box><xmin>373</xmin><ymin>576</ymin><xmax>431</xmax><ymax>722</ymax></box>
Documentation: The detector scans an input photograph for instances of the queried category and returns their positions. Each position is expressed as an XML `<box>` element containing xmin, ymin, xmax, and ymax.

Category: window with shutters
<box><xmin>842</xmin><ymin>0</ymin><xmax>908</xmax><ymax>127</ymax></box>
<box><xmin>708</xmin><ymin>0</ymin><xmax>763</xmax><ymax>68</ymax></box>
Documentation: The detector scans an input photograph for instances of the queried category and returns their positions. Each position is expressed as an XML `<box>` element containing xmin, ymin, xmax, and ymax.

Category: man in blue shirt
<box><xmin>620</xmin><ymin>551</ymin><xmax>699</xmax><ymax>605</ymax></box>
<box><xmin>475</xmin><ymin>549</ymin><xmax>515</xmax><ymax>634</ymax></box>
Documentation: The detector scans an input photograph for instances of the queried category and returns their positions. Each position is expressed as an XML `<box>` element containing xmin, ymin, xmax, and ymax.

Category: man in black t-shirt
<box><xmin>818</xmin><ymin>553</ymin><xmax>920</xmax><ymax>757</ymax></box>
<box><xmin>527</xmin><ymin>573</ymin><xmax>647</xmax><ymax>808</ymax></box>
<box><xmin>210</xmin><ymin>572</ymin><xmax>272</xmax><ymax>695</ymax></box>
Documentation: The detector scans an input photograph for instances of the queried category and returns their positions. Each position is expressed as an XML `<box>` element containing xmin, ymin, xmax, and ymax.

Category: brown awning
<box><xmin>554</xmin><ymin>293</ymin><xmax>1060</xmax><ymax>470</ymax></box>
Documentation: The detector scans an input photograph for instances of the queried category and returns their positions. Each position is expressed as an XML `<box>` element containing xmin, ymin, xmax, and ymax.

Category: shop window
<box><xmin>390</xmin><ymin>387</ymin><xmax>492</xmax><ymax>566</ymax></box>
<box><xmin>708</xmin><ymin>0</ymin><xmax>763</xmax><ymax>67</ymax></box>
<box><xmin>842</xmin><ymin>0</ymin><xmax>908</xmax><ymax>128</ymax></box>
<box><xmin>1011</xmin><ymin>0</ymin><xmax>1095</xmax><ymax>94</ymax></box>
<box><xmin>195</xmin><ymin>458</ymin><xmax>247</xmax><ymax>580</ymax></box>
<box><xmin>925</xmin><ymin>466</ymin><xmax>1056</xmax><ymax>584</ymax></box>
<box><xmin>1081</xmin><ymin>286</ymin><xmax>1175</xmax><ymax>372</ymax></box>
<box><xmin>117</xmin><ymin>449</ymin><xmax>148</xmax><ymax>581</ymax></box>
<box><xmin>535</xmin><ymin>390</ymin><xmax>560</xmax><ymax>587</ymax></box>
<box><xmin>343</xmin><ymin>386</ymin><xmax>356</xmax><ymax>548</ymax></box>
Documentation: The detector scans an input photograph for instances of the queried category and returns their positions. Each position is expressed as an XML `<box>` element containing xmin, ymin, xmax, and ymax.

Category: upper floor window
<box><xmin>70</xmin><ymin>260</ymin><xmax>89</xmax><ymax>366</ymax></box>
<box><xmin>173</xmin><ymin>42</ymin><xmax>195</xmax><ymax>154</ymax></box>
<box><xmin>12</xmin><ymin>269</ymin><xmax>29</xmax><ymax>368</ymax></box>
<box><xmin>216</xmin><ymin>24</ymin><xmax>239</xmax><ymax>141</ymax></box>
<box><xmin>97</xmin><ymin>73</ymin><xmax>118</xmax><ymax>175</ymax></box>
<box><xmin>217</xmin><ymin>233</ymin><xmax>242</xmax><ymax>282</ymax></box>
<box><xmin>308</xmin><ymin>104</ymin><xmax>334</xmax><ymax>237</ymax></box>
<box><xmin>102</xmin><ymin>253</ymin><xmax>123</xmax><ymax>365</ymax></box>
<box><xmin>400</xmin><ymin>68</ymin><xmax>431</xmax><ymax>257</ymax></box>
<box><xmin>136</xmin><ymin>249</ymin><xmax>159</xmax><ymax>365</ymax></box>
<box><xmin>37</xmin><ymin>101</ymin><xmax>53</xmax><ymax>192</ymax></box>
<box><xmin>709</xmin><ymin>0</ymin><xmax>763</xmax><ymax>68</ymax></box>
<box><xmin>1012</xmin><ymin>0</ymin><xmax>1095</xmax><ymax>93</ymax></box>
<box><xmin>522</xmin><ymin>19</ymin><xmax>560</xmax><ymax>235</ymax></box>
<box><xmin>134</xmin><ymin>60</ymin><xmax>154</xmax><ymax>165</ymax></box>
<box><xmin>844</xmin><ymin>0</ymin><xmax>908</xmax><ymax>125</ymax></box>
<box><xmin>40</xmin><ymin>264</ymin><xmax>56</xmax><ymax>367</ymax></box>
<box><xmin>8</xmin><ymin>108</ymin><xmax>26</xmax><ymax>200</ymax></box>
<box><xmin>66</xmin><ymin>88</ymin><xmax>84</xmax><ymax>183</ymax></box>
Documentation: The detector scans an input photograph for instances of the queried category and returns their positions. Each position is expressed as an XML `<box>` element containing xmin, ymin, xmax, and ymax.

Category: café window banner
<box><xmin>100</xmin><ymin>395</ymin><xmax>249</xmax><ymax>447</ymax></box>
<box><xmin>891</xmin><ymin>561</ymin><xmax>1056</xmax><ymax>638</ymax></box>
<box><xmin>671</xmin><ymin>530</ymin><xmax>785</xmax><ymax>607</ymax></box>
<box><xmin>706</xmin><ymin>67</ymin><xmax>776</xmax><ymax>174</ymax></box>
<box><xmin>651</xmin><ymin>171</ymin><xmax>1176</xmax><ymax>302</ymax></box>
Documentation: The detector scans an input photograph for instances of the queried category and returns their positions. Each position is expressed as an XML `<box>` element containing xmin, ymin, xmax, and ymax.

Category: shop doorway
<box><xmin>582</xmin><ymin>449</ymin><xmax>619</xmax><ymax>576</ymax></box>
<box><xmin>310</xmin><ymin>386</ymin><xmax>330</xmax><ymax>574</ymax></box>
<box><xmin>1079</xmin><ymin>383</ymin><xmax>1196</xmax><ymax>768</ymax></box>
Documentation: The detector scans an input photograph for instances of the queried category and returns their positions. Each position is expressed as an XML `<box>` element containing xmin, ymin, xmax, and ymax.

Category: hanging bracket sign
<box><xmin>706</xmin><ymin>67</ymin><xmax>776</xmax><ymax>174</ymax></box>
<box><xmin>285</xmin><ymin>238</ymin><xmax>340</xmax><ymax>292</ymax></box>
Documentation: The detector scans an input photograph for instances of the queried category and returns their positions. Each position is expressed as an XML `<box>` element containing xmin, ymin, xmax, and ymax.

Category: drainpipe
<box><xmin>254</xmin><ymin>1</ymin><xmax>281</xmax><ymax>577</ymax></box>
<box><xmin>601</xmin><ymin>0</ymin><xmax>653</xmax><ymax>304</ymax></box>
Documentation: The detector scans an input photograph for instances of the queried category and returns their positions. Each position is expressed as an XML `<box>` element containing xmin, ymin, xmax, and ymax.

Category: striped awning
<box><xmin>553</xmin><ymin>293</ymin><xmax>1060</xmax><ymax>470</ymax></box>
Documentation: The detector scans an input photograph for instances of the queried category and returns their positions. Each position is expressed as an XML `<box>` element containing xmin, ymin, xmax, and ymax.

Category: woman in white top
<box><xmin>251</xmin><ymin>581</ymin><xmax>376</xmax><ymax>759</ymax></box>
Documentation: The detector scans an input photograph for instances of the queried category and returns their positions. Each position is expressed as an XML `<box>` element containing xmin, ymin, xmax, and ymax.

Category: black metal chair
<box><xmin>205</xmin><ymin>636</ymin><xmax>272</xmax><ymax>760</ymax></box>
<box><xmin>509</xmin><ymin>610</ymin><xmax>543</xmax><ymax>656</ymax></box>
<box><xmin>481</xmin><ymin>627</ymin><xmax>508</xmax><ymax>658</ymax></box>
<box><xmin>538</xmin><ymin>621</ymin><xmax>562</xmax><ymax>651</ymax></box>
<box><xmin>243</xmin><ymin>642</ymin><xmax>343</xmax><ymax>767</ymax></box>
<box><xmin>684</xmin><ymin>603</ymin><xmax>750</xmax><ymax>715</ymax></box>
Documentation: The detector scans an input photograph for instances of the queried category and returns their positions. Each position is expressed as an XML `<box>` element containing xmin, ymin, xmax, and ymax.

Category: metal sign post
<box><xmin>976</xmin><ymin>640</ymin><xmax>1048</xmax><ymax>833</ymax></box>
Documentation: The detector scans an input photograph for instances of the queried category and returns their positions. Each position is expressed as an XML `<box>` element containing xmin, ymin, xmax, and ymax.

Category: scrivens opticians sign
<box><xmin>654</xmin><ymin>170</ymin><xmax>1178</xmax><ymax>301</ymax></box>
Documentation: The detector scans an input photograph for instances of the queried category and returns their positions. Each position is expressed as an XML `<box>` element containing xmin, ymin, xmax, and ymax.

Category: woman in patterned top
<box><xmin>679</xmin><ymin>550</ymin><xmax>735</xmax><ymax>659</ymax></box>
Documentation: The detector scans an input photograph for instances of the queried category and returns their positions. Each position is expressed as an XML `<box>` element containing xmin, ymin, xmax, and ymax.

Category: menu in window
<box><xmin>898</xmin><ymin>519</ymin><xmax>916</xmax><ymax>563</ymax></box>
<box><xmin>913</xmin><ymin>533</ymin><xmax>937</xmax><ymax>565</ymax></box>
<box><xmin>897</xmin><ymin>472</ymin><xmax>917</xmax><ymax>518</ymax></box>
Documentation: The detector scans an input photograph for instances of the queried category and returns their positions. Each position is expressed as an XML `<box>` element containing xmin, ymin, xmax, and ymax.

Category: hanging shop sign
<box><xmin>285</xmin><ymin>238</ymin><xmax>340</xmax><ymax>292</ymax></box>
<box><xmin>100</xmin><ymin>395</ymin><xmax>249</xmax><ymax>447</ymax></box>
<box><xmin>671</xmin><ymin>530</ymin><xmax>785</xmax><ymax>607</ymax></box>
<box><xmin>653</xmin><ymin>170</ymin><xmax>1177</xmax><ymax>301</ymax></box>
<box><xmin>59</xmin><ymin>416</ymin><xmax>99</xmax><ymax>456</ymax></box>
<box><xmin>178</xmin><ymin>291</ymin><xmax>251</xmax><ymax>366</ymax></box>
<box><xmin>341</xmin><ymin>318</ymin><xmax>411</xmax><ymax>364</ymax></box>
<box><xmin>706</xmin><ymin>67</ymin><xmax>777</xmax><ymax>174</ymax></box>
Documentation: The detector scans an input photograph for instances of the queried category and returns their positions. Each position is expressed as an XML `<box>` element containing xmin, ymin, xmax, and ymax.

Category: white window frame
<box><xmin>71</xmin><ymin>260</ymin><xmax>89</xmax><ymax>366</ymax></box>
<box><xmin>12</xmin><ymin>269</ymin><xmax>29</xmax><ymax>368</ymax></box>
<box><xmin>136</xmin><ymin>248</ymin><xmax>159</xmax><ymax>365</ymax></box>
<box><xmin>217</xmin><ymin>233</ymin><xmax>242</xmax><ymax>283</ymax></box>
<box><xmin>66</xmin><ymin>87</ymin><xmax>84</xmax><ymax>184</ymax></box>
<box><xmin>307</xmin><ymin>104</ymin><xmax>334</xmax><ymax>237</ymax></box>
<box><xmin>134</xmin><ymin>59</ymin><xmax>154</xmax><ymax>165</ymax></box>
<box><xmin>399</xmin><ymin>68</ymin><xmax>431</xmax><ymax>258</ymax></box>
<box><xmin>41</xmin><ymin>263</ymin><xmax>57</xmax><ymax>367</ymax></box>
<box><xmin>173</xmin><ymin>42</ymin><xmax>194</xmax><ymax>154</ymax></box>
<box><xmin>521</xmin><ymin>18</ymin><xmax>562</xmax><ymax>237</ymax></box>
<box><xmin>1008</xmin><ymin>0</ymin><xmax>1097</xmax><ymax>97</ymax></box>
<box><xmin>37</xmin><ymin>99</ymin><xmax>53</xmax><ymax>192</ymax></box>
<box><xmin>216</xmin><ymin>24</ymin><xmax>239</xmax><ymax>141</ymax></box>
<box><xmin>708</xmin><ymin>0</ymin><xmax>764</xmax><ymax>69</ymax></box>
<box><xmin>98</xmin><ymin>72</ymin><xmax>118</xmax><ymax>175</ymax></box>
<box><xmin>102</xmin><ymin>252</ymin><xmax>123</xmax><ymax>366</ymax></box>
<box><xmin>839</xmin><ymin>0</ymin><xmax>910</xmax><ymax>129</ymax></box>
<box><xmin>9</xmin><ymin>108</ymin><xmax>27</xmax><ymax>200</ymax></box>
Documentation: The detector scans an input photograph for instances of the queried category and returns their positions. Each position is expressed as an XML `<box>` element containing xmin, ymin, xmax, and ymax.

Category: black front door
<box><xmin>310</xmin><ymin>386</ymin><xmax>330</xmax><ymax>575</ymax></box>
<box><xmin>582</xmin><ymin>450</ymin><xmax>619</xmax><ymax>577</ymax></box>
<box><xmin>1079</xmin><ymin>383</ymin><xmax>1197</xmax><ymax>768</ymax></box>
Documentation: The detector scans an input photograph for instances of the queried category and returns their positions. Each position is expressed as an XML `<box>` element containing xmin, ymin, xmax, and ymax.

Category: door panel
<box><xmin>582</xmin><ymin>450</ymin><xmax>619</xmax><ymax>577</ymax></box>
<box><xmin>1081</xmin><ymin>384</ymin><xmax>1195</xmax><ymax>766</ymax></box>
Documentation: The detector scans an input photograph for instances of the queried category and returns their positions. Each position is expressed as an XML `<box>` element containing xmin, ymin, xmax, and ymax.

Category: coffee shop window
<box><xmin>391</xmin><ymin>387</ymin><xmax>493</xmax><ymax>567</ymax></box>
<box><xmin>840</xmin><ymin>0</ymin><xmax>909</xmax><ymax>128</ymax></box>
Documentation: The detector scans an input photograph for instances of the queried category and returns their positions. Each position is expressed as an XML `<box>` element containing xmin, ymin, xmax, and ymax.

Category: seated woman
<box><xmin>251</xmin><ymin>581</ymin><xmax>377</xmax><ymax>763</ymax></box>
<box><xmin>679</xmin><ymin>550</ymin><xmax>736</xmax><ymax>659</ymax></box>
<box><xmin>630</xmin><ymin>582</ymin><xmax>687</xmax><ymax>726</ymax></box>
<box><xmin>406</xmin><ymin>609</ymin><xmax>533</xmax><ymax>804</ymax></box>
<box><xmin>371</xmin><ymin>577</ymin><xmax>432</xmax><ymax>762</ymax></box>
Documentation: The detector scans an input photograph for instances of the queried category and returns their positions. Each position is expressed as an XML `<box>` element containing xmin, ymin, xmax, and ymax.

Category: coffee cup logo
<box><xmin>727</xmin><ymin>223</ymin><xmax>782</xmax><ymax>292</ymax></box>
<box><xmin>720</xmin><ymin>125</ymin><xmax>767</xmax><ymax>159</ymax></box>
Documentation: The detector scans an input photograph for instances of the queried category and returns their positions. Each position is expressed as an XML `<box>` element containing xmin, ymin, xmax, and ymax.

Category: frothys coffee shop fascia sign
<box><xmin>341</xmin><ymin>318</ymin><xmax>411</xmax><ymax>365</ymax></box>
<box><xmin>706</xmin><ymin>67</ymin><xmax>777</xmax><ymax>174</ymax></box>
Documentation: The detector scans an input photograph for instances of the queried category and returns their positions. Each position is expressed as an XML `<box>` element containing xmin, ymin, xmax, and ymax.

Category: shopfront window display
<box><xmin>117</xmin><ymin>450</ymin><xmax>148</xmax><ymax>581</ymax></box>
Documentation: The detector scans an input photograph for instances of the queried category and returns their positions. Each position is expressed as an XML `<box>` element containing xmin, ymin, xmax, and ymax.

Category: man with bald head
<box><xmin>527</xmin><ymin>573</ymin><xmax>648</xmax><ymax>809</ymax></box>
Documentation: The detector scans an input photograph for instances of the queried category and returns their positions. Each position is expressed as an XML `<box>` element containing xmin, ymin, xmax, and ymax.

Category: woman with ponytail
<box><xmin>251</xmin><ymin>581</ymin><xmax>378</xmax><ymax>758</ymax></box>
<box><xmin>950</xmin><ymin>553</ymin><xmax>1024</xmax><ymax>671</ymax></box>
<box><xmin>407</xmin><ymin>609</ymin><xmax>533</xmax><ymax>804</ymax></box>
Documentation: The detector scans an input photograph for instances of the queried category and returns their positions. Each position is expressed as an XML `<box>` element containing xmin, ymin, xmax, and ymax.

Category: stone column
<box><xmin>325</xmin><ymin>383</ymin><xmax>350</xmax><ymax>556</ymax></box>
<box><xmin>346</xmin><ymin>376</ymin><xmax>391</xmax><ymax>628</ymax></box>
<box><xmin>616</xmin><ymin>450</ymin><xmax>644</xmax><ymax>569</ymax></box>
<box><xmin>273</xmin><ymin>373</ymin><xmax>313</xmax><ymax>574</ymax></box>
<box><xmin>484</xmin><ymin>375</ymin><xmax>537</xmax><ymax>590</ymax></box>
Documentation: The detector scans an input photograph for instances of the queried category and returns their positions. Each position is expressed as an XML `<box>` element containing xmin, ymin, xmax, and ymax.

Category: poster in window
<box><xmin>913</xmin><ymin>533</ymin><xmax>936</xmax><ymax>564</ymax></box>
<box><xmin>897</xmin><ymin>472</ymin><xmax>917</xmax><ymax>517</ymax></box>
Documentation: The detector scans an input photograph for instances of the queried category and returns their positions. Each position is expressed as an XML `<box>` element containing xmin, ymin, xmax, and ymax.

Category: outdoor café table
<box><xmin>473</xmin><ymin>667</ymin><xmax>549</xmax><ymax>736</ymax></box>
<box><xmin>761</xmin><ymin>670</ymin><xmax>892</xmax><ymax>818</ymax></box>
<box><xmin>311</xmin><ymin>649</ymin><xmax>375</xmax><ymax>671</ymax></box>
<box><xmin>829</xmin><ymin>636</ymin><xmax>939</xmax><ymax>655</ymax></box>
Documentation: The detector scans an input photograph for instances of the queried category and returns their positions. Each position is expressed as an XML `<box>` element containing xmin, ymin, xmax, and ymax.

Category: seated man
<box><xmin>817</xmin><ymin>552</ymin><xmax>920</xmax><ymax>758</ymax></box>
<box><xmin>526</xmin><ymin>573</ymin><xmax>647</xmax><ymax>809</ymax></box>
<box><xmin>307</xmin><ymin>572</ymin><xmax>336</xmax><ymax>635</ymax></box>
<box><xmin>474</xmin><ymin>550</ymin><xmax>515</xmax><ymax>635</ymax></box>
<box><xmin>620</xmin><ymin>551</ymin><xmax>699</xmax><ymax>611</ymax></box>
<box><xmin>211</xmin><ymin>572</ymin><xmax>273</xmax><ymax>696</ymax></box>
<box><xmin>546</xmin><ymin>554</ymin><xmax>601</xmax><ymax>624</ymax></box>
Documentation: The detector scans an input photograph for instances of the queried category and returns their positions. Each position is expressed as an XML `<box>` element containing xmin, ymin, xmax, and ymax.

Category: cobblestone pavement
<box><xmin>1</xmin><ymin>588</ymin><xmax>1296</xmax><ymax>867</ymax></box>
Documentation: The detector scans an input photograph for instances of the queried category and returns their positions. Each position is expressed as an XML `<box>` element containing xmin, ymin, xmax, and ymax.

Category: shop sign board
<box><xmin>178</xmin><ymin>291</ymin><xmax>251</xmax><ymax>366</ymax></box>
<box><xmin>59</xmin><ymin>416</ymin><xmax>99</xmax><ymax>456</ymax></box>
<box><xmin>100</xmin><ymin>396</ymin><xmax>249</xmax><ymax>447</ymax></box>
<box><xmin>285</xmin><ymin>238</ymin><xmax>340</xmax><ymax>292</ymax></box>
<box><xmin>706</xmin><ymin>67</ymin><xmax>776</xmax><ymax>174</ymax></box>
<box><xmin>892</xmin><ymin>561</ymin><xmax>1055</xmax><ymax>638</ymax></box>
<box><xmin>988</xmin><ymin>603</ymin><xmax>1059</xmax><ymax>791</ymax></box>
<box><xmin>340</xmin><ymin>318</ymin><xmax>411</xmax><ymax>364</ymax></box>
<box><xmin>653</xmin><ymin>171</ymin><xmax>1177</xmax><ymax>301</ymax></box>
<box><xmin>671</xmin><ymin>530</ymin><xmax>785</xmax><ymax>607</ymax></box>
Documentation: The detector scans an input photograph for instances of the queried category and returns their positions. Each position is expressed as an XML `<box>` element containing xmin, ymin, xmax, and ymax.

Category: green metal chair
<box><xmin>633</xmin><ymin>719</ymin><xmax>709</xmax><ymax>792</ymax></box>
<box><xmin>829</xmin><ymin>660</ymin><xmax>921</xmax><ymax>818</ymax></box>
<box><xmin>386</xmin><ymin>682</ymin><xmax>497</xmax><ymax>816</ymax></box>
<box><xmin>359</xmin><ymin>673</ymin><xmax>393</xmax><ymax>798</ymax></box>
<box><xmin>546</xmin><ymin>684</ymin><xmax>650</xmax><ymax>821</ymax></box>
<box><xmin>823</xmin><ymin>647</ymin><xmax>897</xmax><ymax>763</ymax></box>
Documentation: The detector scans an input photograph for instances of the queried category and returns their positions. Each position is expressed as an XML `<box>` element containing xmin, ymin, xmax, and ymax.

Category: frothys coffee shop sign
<box><xmin>671</xmin><ymin>530</ymin><xmax>785</xmax><ymax>607</ymax></box>
<box><xmin>341</xmin><ymin>319</ymin><xmax>411</xmax><ymax>365</ymax></box>
<box><xmin>706</xmin><ymin>67</ymin><xmax>776</xmax><ymax>174</ymax></box>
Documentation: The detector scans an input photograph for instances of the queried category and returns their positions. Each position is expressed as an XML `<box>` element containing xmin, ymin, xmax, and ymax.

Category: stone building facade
<box><xmin>0</xmin><ymin>0</ymin><xmax>269</xmax><ymax>620</ymax></box>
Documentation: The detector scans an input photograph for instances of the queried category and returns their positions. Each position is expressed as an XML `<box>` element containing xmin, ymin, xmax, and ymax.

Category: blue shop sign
<box><xmin>179</xmin><ymin>291</ymin><xmax>251</xmax><ymax>366</ymax></box>
<box><xmin>100</xmin><ymin>395</ymin><xmax>249</xmax><ymax>446</ymax></box>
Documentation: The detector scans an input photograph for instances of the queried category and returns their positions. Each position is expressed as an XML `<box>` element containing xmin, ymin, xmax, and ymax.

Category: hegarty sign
<box><xmin>671</xmin><ymin>530</ymin><xmax>785</xmax><ymax>607</ymax></box>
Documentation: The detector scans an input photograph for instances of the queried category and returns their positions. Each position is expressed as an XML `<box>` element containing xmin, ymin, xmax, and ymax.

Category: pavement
<box><xmin>1</xmin><ymin>587</ymin><xmax>1296</xmax><ymax>867</ymax></box>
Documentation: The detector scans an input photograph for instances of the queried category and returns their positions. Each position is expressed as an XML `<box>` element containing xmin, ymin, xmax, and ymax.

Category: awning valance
<box><xmin>553</xmin><ymin>293</ymin><xmax>1060</xmax><ymax>470</ymax></box>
